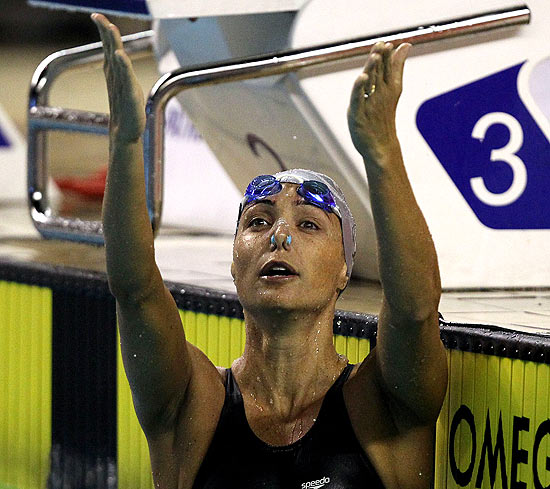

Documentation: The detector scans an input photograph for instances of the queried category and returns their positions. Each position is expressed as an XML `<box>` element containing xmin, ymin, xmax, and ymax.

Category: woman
<box><xmin>92</xmin><ymin>12</ymin><xmax>447</xmax><ymax>489</ymax></box>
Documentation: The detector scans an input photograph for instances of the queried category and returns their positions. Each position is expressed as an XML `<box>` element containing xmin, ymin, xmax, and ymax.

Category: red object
<box><xmin>54</xmin><ymin>167</ymin><xmax>107</xmax><ymax>200</ymax></box>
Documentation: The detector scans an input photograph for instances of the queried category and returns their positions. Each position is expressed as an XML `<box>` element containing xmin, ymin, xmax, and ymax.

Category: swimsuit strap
<box><xmin>328</xmin><ymin>362</ymin><xmax>355</xmax><ymax>392</ymax></box>
<box><xmin>225</xmin><ymin>367</ymin><xmax>237</xmax><ymax>394</ymax></box>
<box><xmin>224</xmin><ymin>363</ymin><xmax>354</xmax><ymax>398</ymax></box>
<box><xmin>224</xmin><ymin>368</ymin><xmax>244</xmax><ymax>407</ymax></box>
<box><xmin>194</xmin><ymin>362</ymin><xmax>385</xmax><ymax>489</ymax></box>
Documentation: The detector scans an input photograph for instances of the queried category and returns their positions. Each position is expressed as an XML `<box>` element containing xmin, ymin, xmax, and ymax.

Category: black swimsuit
<box><xmin>192</xmin><ymin>364</ymin><xmax>386</xmax><ymax>489</ymax></box>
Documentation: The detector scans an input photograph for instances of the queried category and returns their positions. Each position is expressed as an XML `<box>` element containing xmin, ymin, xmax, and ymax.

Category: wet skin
<box><xmin>94</xmin><ymin>11</ymin><xmax>447</xmax><ymax>489</ymax></box>
<box><xmin>228</xmin><ymin>183</ymin><xmax>351</xmax><ymax>446</ymax></box>
<box><xmin>232</xmin><ymin>183</ymin><xmax>348</xmax><ymax>316</ymax></box>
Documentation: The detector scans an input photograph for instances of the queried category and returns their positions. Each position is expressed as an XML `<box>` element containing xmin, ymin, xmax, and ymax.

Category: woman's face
<box><xmin>232</xmin><ymin>183</ymin><xmax>348</xmax><ymax>314</ymax></box>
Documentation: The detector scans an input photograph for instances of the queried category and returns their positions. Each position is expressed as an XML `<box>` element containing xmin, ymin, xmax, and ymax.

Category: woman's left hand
<box><xmin>347</xmin><ymin>42</ymin><xmax>410</xmax><ymax>165</ymax></box>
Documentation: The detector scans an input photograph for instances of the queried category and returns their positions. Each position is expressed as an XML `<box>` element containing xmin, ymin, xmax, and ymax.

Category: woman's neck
<box><xmin>232</xmin><ymin>307</ymin><xmax>348</xmax><ymax>420</ymax></box>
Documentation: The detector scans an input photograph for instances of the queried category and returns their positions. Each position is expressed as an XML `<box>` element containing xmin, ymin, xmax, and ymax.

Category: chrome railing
<box><xmin>28</xmin><ymin>6</ymin><xmax>530</xmax><ymax>243</ymax></box>
<box><xmin>28</xmin><ymin>30</ymin><xmax>154</xmax><ymax>242</ymax></box>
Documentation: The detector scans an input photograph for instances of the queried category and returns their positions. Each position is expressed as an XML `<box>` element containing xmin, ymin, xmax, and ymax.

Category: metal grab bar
<box><xmin>28</xmin><ymin>30</ymin><xmax>154</xmax><ymax>242</ymax></box>
<box><xmin>28</xmin><ymin>7</ymin><xmax>530</xmax><ymax>243</ymax></box>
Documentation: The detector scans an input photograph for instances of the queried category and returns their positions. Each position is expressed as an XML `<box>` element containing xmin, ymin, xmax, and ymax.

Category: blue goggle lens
<box><xmin>242</xmin><ymin>176</ymin><xmax>337</xmax><ymax>215</ymax></box>
<box><xmin>297</xmin><ymin>180</ymin><xmax>336</xmax><ymax>212</ymax></box>
<box><xmin>244</xmin><ymin>175</ymin><xmax>282</xmax><ymax>202</ymax></box>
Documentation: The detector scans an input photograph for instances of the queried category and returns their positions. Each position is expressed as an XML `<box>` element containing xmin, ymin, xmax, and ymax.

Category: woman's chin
<box><xmin>242</xmin><ymin>288</ymin><xmax>335</xmax><ymax>316</ymax></box>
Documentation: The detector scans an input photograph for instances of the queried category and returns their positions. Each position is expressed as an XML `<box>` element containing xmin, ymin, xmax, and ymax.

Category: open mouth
<box><xmin>260</xmin><ymin>261</ymin><xmax>298</xmax><ymax>278</ymax></box>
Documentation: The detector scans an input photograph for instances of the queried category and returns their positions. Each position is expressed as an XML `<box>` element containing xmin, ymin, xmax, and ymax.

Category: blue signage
<box><xmin>0</xmin><ymin>126</ymin><xmax>10</xmax><ymax>148</ymax></box>
<box><xmin>417</xmin><ymin>62</ymin><xmax>550</xmax><ymax>229</ymax></box>
<box><xmin>29</xmin><ymin>0</ymin><xmax>150</xmax><ymax>16</ymax></box>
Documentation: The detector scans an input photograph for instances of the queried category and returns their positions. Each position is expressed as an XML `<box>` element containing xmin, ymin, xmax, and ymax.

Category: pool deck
<box><xmin>2</xmin><ymin>36</ymin><xmax>549</xmax><ymax>337</ymax></box>
<box><xmin>1</xmin><ymin>202</ymin><xmax>549</xmax><ymax>335</ymax></box>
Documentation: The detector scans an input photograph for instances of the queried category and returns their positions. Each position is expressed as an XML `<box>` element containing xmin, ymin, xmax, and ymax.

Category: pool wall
<box><xmin>1</xmin><ymin>259</ymin><xmax>549</xmax><ymax>489</ymax></box>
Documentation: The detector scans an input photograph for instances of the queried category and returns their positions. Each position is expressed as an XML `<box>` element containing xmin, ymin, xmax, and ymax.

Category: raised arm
<box><xmin>347</xmin><ymin>42</ymin><xmax>447</xmax><ymax>424</ymax></box>
<box><xmin>93</xmin><ymin>14</ymin><xmax>216</xmax><ymax>435</ymax></box>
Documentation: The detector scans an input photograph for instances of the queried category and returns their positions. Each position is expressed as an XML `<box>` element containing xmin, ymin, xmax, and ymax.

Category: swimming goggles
<box><xmin>239</xmin><ymin>175</ymin><xmax>342</xmax><ymax>219</ymax></box>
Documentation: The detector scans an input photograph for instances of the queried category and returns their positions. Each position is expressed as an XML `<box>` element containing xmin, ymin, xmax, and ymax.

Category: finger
<box><xmin>114</xmin><ymin>49</ymin><xmax>138</xmax><ymax>88</ymax></box>
<box><xmin>391</xmin><ymin>43</ymin><xmax>411</xmax><ymax>88</ymax></box>
<box><xmin>349</xmin><ymin>72</ymin><xmax>370</xmax><ymax>113</ymax></box>
<box><xmin>382</xmin><ymin>42</ymin><xmax>393</xmax><ymax>84</ymax></box>
<box><xmin>109</xmin><ymin>51</ymin><xmax>130</xmax><ymax>119</ymax></box>
<box><xmin>92</xmin><ymin>13</ymin><xmax>114</xmax><ymax>60</ymax></box>
<box><xmin>370</xmin><ymin>41</ymin><xmax>385</xmax><ymax>57</ymax></box>
<box><xmin>92</xmin><ymin>14</ymin><xmax>118</xmax><ymax>101</ymax></box>
<box><xmin>94</xmin><ymin>15</ymin><xmax>122</xmax><ymax>63</ymax></box>
<box><xmin>91</xmin><ymin>13</ymin><xmax>107</xmax><ymax>50</ymax></box>
<box><xmin>365</xmin><ymin>52</ymin><xmax>381</xmax><ymax>96</ymax></box>
<box><xmin>108</xmin><ymin>22</ymin><xmax>124</xmax><ymax>53</ymax></box>
<box><xmin>361</xmin><ymin>41</ymin><xmax>383</xmax><ymax>74</ymax></box>
<box><xmin>91</xmin><ymin>13</ymin><xmax>111</xmax><ymax>46</ymax></box>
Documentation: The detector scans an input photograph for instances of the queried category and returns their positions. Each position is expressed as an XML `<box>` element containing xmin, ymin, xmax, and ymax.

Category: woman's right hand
<box><xmin>92</xmin><ymin>13</ymin><xmax>146</xmax><ymax>143</ymax></box>
<box><xmin>347</xmin><ymin>41</ymin><xmax>410</xmax><ymax>166</ymax></box>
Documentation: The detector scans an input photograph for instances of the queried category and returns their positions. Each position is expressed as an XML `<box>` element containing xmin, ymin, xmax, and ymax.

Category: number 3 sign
<box><xmin>417</xmin><ymin>60</ymin><xmax>550</xmax><ymax>229</ymax></box>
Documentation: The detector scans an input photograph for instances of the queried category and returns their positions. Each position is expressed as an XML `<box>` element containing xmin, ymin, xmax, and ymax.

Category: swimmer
<box><xmin>92</xmin><ymin>13</ymin><xmax>447</xmax><ymax>489</ymax></box>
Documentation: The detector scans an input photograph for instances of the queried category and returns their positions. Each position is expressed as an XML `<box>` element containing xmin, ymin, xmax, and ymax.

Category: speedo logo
<box><xmin>301</xmin><ymin>476</ymin><xmax>330</xmax><ymax>489</ymax></box>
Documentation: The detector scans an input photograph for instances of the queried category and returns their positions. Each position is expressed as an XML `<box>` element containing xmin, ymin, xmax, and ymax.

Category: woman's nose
<box><xmin>270</xmin><ymin>220</ymin><xmax>292</xmax><ymax>251</ymax></box>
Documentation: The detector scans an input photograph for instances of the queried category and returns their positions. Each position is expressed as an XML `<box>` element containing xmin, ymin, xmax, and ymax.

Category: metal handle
<box><xmin>28</xmin><ymin>7</ymin><xmax>530</xmax><ymax>243</ymax></box>
<box><xmin>28</xmin><ymin>30</ymin><xmax>154</xmax><ymax>243</ymax></box>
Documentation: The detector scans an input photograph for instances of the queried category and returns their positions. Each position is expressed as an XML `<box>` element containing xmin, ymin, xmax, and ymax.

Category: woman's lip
<box><xmin>259</xmin><ymin>274</ymin><xmax>299</xmax><ymax>281</ymax></box>
<box><xmin>259</xmin><ymin>260</ymin><xmax>298</xmax><ymax>277</ymax></box>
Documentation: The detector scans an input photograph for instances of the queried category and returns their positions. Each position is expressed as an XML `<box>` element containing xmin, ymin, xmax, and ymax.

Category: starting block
<box><xmin>27</xmin><ymin>0</ymin><xmax>550</xmax><ymax>288</ymax></box>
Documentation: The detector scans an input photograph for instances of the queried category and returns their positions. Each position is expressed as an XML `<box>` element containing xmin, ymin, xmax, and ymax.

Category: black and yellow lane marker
<box><xmin>0</xmin><ymin>281</ymin><xmax>52</xmax><ymax>489</ymax></box>
<box><xmin>436</xmin><ymin>323</ymin><xmax>550</xmax><ymax>489</ymax></box>
<box><xmin>1</xmin><ymin>259</ymin><xmax>549</xmax><ymax>489</ymax></box>
<box><xmin>49</xmin><ymin>286</ymin><xmax>117</xmax><ymax>489</ymax></box>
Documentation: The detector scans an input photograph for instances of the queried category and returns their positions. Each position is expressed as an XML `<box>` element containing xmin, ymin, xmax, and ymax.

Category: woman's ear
<box><xmin>336</xmin><ymin>261</ymin><xmax>349</xmax><ymax>293</ymax></box>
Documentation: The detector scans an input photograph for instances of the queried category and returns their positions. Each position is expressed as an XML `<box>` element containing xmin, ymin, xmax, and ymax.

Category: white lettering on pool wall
<box><xmin>301</xmin><ymin>476</ymin><xmax>331</xmax><ymax>488</ymax></box>
<box><xmin>449</xmin><ymin>404</ymin><xmax>550</xmax><ymax>489</ymax></box>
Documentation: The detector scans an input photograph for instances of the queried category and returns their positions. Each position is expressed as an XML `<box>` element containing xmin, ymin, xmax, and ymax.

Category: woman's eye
<box><xmin>300</xmin><ymin>220</ymin><xmax>319</xmax><ymax>230</ymax></box>
<box><xmin>249</xmin><ymin>217</ymin><xmax>269</xmax><ymax>227</ymax></box>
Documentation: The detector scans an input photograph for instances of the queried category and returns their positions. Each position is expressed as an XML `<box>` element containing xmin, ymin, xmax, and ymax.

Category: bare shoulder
<box><xmin>343</xmin><ymin>353</ymin><xmax>438</xmax><ymax>489</ymax></box>
<box><xmin>147</xmin><ymin>344</ymin><xmax>227</xmax><ymax>489</ymax></box>
<box><xmin>344</xmin><ymin>353</ymin><xmax>396</xmax><ymax>441</ymax></box>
